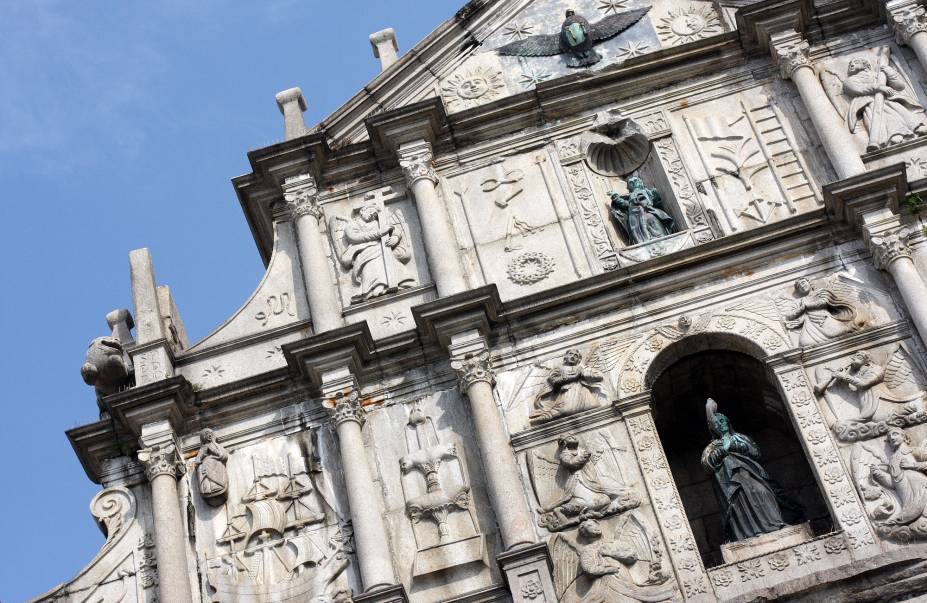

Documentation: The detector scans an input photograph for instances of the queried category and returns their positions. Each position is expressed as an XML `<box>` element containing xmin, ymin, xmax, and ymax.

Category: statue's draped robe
<box><xmin>531</xmin><ymin>366</ymin><xmax>607</xmax><ymax>424</ymax></box>
<box><xmin>609</xmin><ymin>188</ymin><xmax>675</xmax><ymax>246</ymax></box>
<box><xmin>844</xmin><ymin>67</ymin><xmax>927</xmax><ymax>149</ymax></box>
<box><xmin>197</xmin><ymin>443</ymin><xmax>228</xmax><ymax>499</ymax></box>
<box><xmin>344</xmin><ymin>219</ymin><xmax>391</xmax><ymax>298</ymax></box>
<box><xmin>785</xmin><ymin>287</ymin><xmax>860</xmax><ymax>346</ymax></box>
<box><xmin>573</xmin><ymin>541</ymin><xmax>677</xmax><ymax>603</ymax></box>
<box><xmin>701</xmin><ymin>433</ymin><xmax>792</xmax><ymax>541</ymax></box>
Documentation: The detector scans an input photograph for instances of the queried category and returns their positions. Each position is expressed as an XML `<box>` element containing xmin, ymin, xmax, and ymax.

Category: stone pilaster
<box><xmin>320</xmin><ymin>367</ymin><xmax>402</xmax><ymax>595</ymax></box>
<box><xmin>129</xmin><ymin>249</ymin><xmax>174</xmax><ymax>386</ymax></box>
<box><xmin>772</xmin><ymin>31</ymin><xmax>866</xmax><ymax>179</ymax></box>
<box><xmin>283</xmin><ymin>173</ymin><xmax>344</xmax><ymax>333</ymax></box>
<box><xmin>397</xmin><ymin>140</ymin><xmax>467</xmax><ymax>297</ymax></box>
<box><xmin>138</xmin><ymin>420</ymin><xmax>193</xmax><ymax>603</ymax></box>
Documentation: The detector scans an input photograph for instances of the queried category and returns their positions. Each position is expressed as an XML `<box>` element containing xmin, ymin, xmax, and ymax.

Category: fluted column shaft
<box><xmin>871</xmin><ymin>232</ymin><xmax>927</xmax><ymax>344</ymax></box>
<box><xmin>325</xmin><ymin>390</ymin><xmax>396</xmax><ymax>591</ymax></box>
<box><xmin>774</xmin><ymin>35</ymin><xmax>866</xmax><ymax>179</ymax></box>
<box><xmin>284</xmin><ymin>175</ymin><xmax>344</xmax><ymax>333</ymax></box>
<box><xmin>138</xmin><ymin>442</ymin><xmax>193</xmax><ymax>603</ymax></box>
<box><xmin>450</xmin><ymin>336</ymin><xmax>536</xmax><ymax>550</ymax></box>
<box><xmin>398</xmin><ymin>140</ymin><xmax>467</xmax><ymax>297</ymax></box>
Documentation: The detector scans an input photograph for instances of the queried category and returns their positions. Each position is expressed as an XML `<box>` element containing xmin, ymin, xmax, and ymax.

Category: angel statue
<box><xmin>820</xmin><ymin>50</ymin><xmax>927</xmax><ymax>151</ymax></box>
<box><xmin>529</xmin><ymin>433</ymin><xmax>641</xmax><ymax>532</ymax></box>
<box><xmin>195</xmin><ymin>429</ymin><xmax>229</xmax><ymax>507</ymax></box>
<box><xmin>608</xmin><ymin>177</ymin><xmax>676</xmax><ymax>246</ymax></box>
<box><xmin>701</xmin><ymin>399</ymin><xmax>802</xmax><ymax>542</ymax></box>
<box><xmin>852</xmin><ymin>427</ymin><xmax>927</xmax><ymax>540</ymax></box>
<box><xmin>330</xmin><ymin>205</ymin><xmax>416</xmax><ymax>303</ymax></box>
<box><xmin>814</xmin><ymin>346</ymin><xmax>926</xmax><ymax>441</ymax></box>
<box><xmin>778</xmin><ymin>275</ymin><xmax>869</xmax><ymax>346</ymax></box>
<box><xmin>529</xmin><ymin>348</ymin><xmax>609</xmax><ymax>426</ymax></box>
<box><xmin>550</xmin><ymin>518</ymin><xmax>676</xmax><ymax>603</ymax></box>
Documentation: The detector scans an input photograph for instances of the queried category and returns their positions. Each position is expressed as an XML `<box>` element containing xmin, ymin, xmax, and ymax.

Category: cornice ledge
<box><xmin>103</xmin><ymin>375</ymin><xmax>196</xmax><ymax>439</ymax></box>
<box><xmin>735</xmin><ymin>0</ymin><xmax>813</xmax><ymax>55</ymax></box>
<box><xmin>67</xmin><ymin>419</ymin><xmax>123</xmax><ymax>485</ymax></box>
<box><xmin>282</xmin><ymin>322</ymin><xmax>376</xmax><ymax>390</ymax></box>
<box><xmin>412</xmin><ymin>284</ymin><xmax>502</xmax><ymax>346</ymax></box>
<box><xmin>365</xmin><ymin>97</ymin><xmax>451</xmax><ymax>160</ymax></box>
<box><xmin>823</xmin><ymin>162</ymin><xmax>908</xmax><ymax>231</ymax></box>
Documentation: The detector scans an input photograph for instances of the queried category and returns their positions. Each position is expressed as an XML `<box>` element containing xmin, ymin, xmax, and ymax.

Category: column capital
<box><xmin>451</xmin><ymin>349</ymin><xmax>496</xmax><ymax>390</ymax></box>
<box><xmin>870</xmin><ymin>230</ymin><xmax>914</xmax><ymax>270</ymax></box>
<box><xmin>772</xmin><ymin>33</ymin><xmax>813</xmax><ymax>80</ymax></box>
<box><xmin>283</xmin><ymin>173</ymin><xmax>323</xmax><ymax>221</ymax></box>
<box><xmin>323</xmin><ymin>389</ymin><xmax>366</xmax><ymax>427</ymax></box>
<box><xmin>892</xmin><ymin>5</ymin><xmax>927</xmax><ymax>46</ymax></box>
<box><xmin>138</xmin><ymin>442</ymin><xmax>185</xmax><ymax>481</ymax></box>
<box><xmin>398</xmin><ymin>140</ymin><xmax>438</xmax><ymax>186</ymax></box>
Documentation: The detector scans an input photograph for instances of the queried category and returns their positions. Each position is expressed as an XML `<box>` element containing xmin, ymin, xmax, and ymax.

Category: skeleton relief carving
<box><xmin>329</xmin><ymin>203</ymin><xmax>416</xmax><ymax>303</ymax></box>
<box><xmin>814</xmin><ymin>345</ymin><xmax>927</xmax><ymax>442</ymax></box>
<box><xmin>399</xmin><ymin>403</ymin><xmax>484</xmax><ymax>577</ymax></box>
<box><xmin>529</xmin><ymin>433</ymin><xmax>675</xmax><ymax>602</ymax></box>
<box><xmin>819</xmin><ymin>48</ymin><xmax>927</xmax><ymax>151</ymax></box>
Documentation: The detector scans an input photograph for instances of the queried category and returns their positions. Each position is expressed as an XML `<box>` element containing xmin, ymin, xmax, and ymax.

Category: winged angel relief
<box><xmin>329</xmin><ymin>205</ymin><xmax>416</xmax><ymax>303</ymax></box>
<box><xmin>496</xmin><ymin>9</ymin><xmax>650</xmax><ymax>68</ymax></box>
<box><xmin>530</xmin><ymin>434</ymin><xmax>676</xmax><ymax>602</ymax></box>
<box><xmin>814</xmin><ymin>345</ymin><xmax>927</xmax><ymax>442</ymax></box>
<box><xmin>774</xmin><ymin>274</ymin><xmax>871</xmax><ymax>347</ymax></box>
<box><xmin>819</xmin><ymin>48</ymin><xmax>927</xmax><ymax>151</ymax></box>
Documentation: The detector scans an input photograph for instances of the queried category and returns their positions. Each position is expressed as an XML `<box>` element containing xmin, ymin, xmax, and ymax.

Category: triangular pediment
<box><xmin>318</xmin><ymin>0</ymin><xmax>726</xmax><ymax>145</ymax></box>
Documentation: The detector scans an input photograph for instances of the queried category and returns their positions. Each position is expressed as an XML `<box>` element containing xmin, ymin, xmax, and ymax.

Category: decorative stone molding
<box><xmin>324</xmin><ymin>389</ymin><xmax>365</xmax><ymax>427</ymax></box>
<box><xmin>283</xmin><ymin>173</ymin><xmax>323</xmax><ymax>221</ymax></box>
<box><xmin>450</xmin><ymin>349</ymin><xmax>495</xmax><ymax>390</ymax></box>
<box><xmin>775</xmin><ymin>39</ymin><xmax>813</xmax><ymax>80</ymax></box>
<box><xmin>893</xmin><ymin>6</ymin><xmax>927</xmax><ymax>46</ymax></box>
<box><xmin>90</xmin><ymin>487</ymin><xmax>137</xmax><ymax>542</ymax></box>
<box><xmin>870</xmin><ymin>231</ymin><xmax>914</xmax><ymax>270</ymax></box>
<box><xmin>137</xmin><ymin>443</ymin><xmax>184</xmax><ymax>481</ymax></box>
<box><xmin>399</xmin><ymin>142</ymin><xmax>438</xmax><ymax>186</ymax></box>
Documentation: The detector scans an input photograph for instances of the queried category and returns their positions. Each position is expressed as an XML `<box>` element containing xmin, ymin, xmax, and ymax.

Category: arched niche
<box><xmin>644</xmin><ymin>333</ymin><xmax>832</xmax><ymax>568</ymax></box>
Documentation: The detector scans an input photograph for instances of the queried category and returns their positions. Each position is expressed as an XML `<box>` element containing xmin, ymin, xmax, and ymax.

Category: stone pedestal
<box><xmin>497</xmin><ymin>543</ymin><xmax>557</xmax><ymax>603</ymax></box>
<box><xmin>721</xmin><ymin>522</ymin><xmax>814</xmax><ymax>564</ymax></box>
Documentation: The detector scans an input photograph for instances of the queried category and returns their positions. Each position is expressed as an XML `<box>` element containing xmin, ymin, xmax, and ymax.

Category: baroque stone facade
<box><xmin>33</xmin><ymin>0</ymin><xmax>927</xmax><ymax>602</ymax></box>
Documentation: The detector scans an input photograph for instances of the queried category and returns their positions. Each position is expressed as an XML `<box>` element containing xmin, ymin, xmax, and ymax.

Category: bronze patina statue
<box><xmin>608</xmin><ymin>177</ymin><xmax>676</xmax><ymax>246</ymax></box>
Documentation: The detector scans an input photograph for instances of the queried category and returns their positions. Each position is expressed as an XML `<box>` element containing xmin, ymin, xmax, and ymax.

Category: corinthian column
<box><xmin>398</xmin><ymin>140</ymin><xmax>467</xmax><ymax>297</ymax></box>
<box><xmin>138</xmin><ymin>425</ymin><xmax>193</xmax><ymax>603</ymax></box>
<box><xmin>892</xmin><ymin>5</ymin><xmax>927</xmax><ymax>71</ymax></box>
<box><xmin>322</xmin><ymin>372</ymin><xmax>397</xmax><ymax>592</ymax></box>
<box><xmin>283</xmin><ymin>174</ymin><xmax>344</xmax><ymax>333</ymax></box>
<box><xmin>870</xmin><ymin>231</ymin><xmax>927</xmax><ymax>344</ymax></box>
<box><xmin>772</xmin><ymin>32</ymin><xmax>866</xmax><ymax>179</ymax></box>
<box><xmin>448</xmin><ymin>331</ymin><xmax>536</xmax><ymax>549</ymax></box>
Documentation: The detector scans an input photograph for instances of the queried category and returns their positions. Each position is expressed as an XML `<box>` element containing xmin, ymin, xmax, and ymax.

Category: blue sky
<box><xmin>0</xmin><ymin>1</ymin><xmax>461</xmax><ymax>599</ymax></box>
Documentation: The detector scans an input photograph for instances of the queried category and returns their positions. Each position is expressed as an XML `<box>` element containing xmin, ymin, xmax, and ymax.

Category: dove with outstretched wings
<box><xmin>497</xmin><ymin>8</ymin><xmax>651</xmax><ymax>68</ymax></box>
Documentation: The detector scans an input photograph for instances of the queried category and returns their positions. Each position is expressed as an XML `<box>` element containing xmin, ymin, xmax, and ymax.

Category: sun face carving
<box><xmin>440</xmin><ymin>66</ymin><xmax>506</xmax><ymax>111</ymax></box>
<box><xmin>656</xmin><ymin>4</ymin><xmax>722</xmax><ymax>46</ymax></box>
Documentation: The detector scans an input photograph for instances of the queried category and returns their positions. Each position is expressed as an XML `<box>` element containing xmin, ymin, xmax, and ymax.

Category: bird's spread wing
<box><xmin>883</xmin><ymin>345</ymin><xmax>925</xmax><ymax>400</ymax></box>
<box><xmin>497</xmin><ymin>33</ymin><xmax>562</xmax><ymax>57</ymax></box>
<box><xmin>551</xmin><ymin>534</ymin><xmax>581</xmax><ymax>600</ymax></box>
<box><xmin>590</xmin><ymin>7</ymin><xmax>651</xmax><ymax>42</ymax></box>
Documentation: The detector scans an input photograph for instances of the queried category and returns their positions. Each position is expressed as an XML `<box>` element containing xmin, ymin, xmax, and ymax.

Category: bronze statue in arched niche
<box><xmin>701</xmin><ymin>398</ymin><xmax>803</xmax><ymax>542</ymax></box>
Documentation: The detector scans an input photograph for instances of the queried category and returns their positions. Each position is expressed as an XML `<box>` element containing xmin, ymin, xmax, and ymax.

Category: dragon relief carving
<box><xmin>529</xmin><ymin>432</ymin><xmax>676</xmax><ymax>602</ymax></box>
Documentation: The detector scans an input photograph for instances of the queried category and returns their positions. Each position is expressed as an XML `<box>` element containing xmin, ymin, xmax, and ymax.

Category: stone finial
<box><xmin>370</xmin><ymin>28</ymin><xmax>399</xmax><ymax>71</ymax></box>
<box><xmin>275</xmin><ymin>87</ymin><xmax>309</xmax><ymax>141</ymax></box>
<box><xmin>106</xmin><ymin>308</ymin><xmax>135</xmax><ymax>346</ymax></box>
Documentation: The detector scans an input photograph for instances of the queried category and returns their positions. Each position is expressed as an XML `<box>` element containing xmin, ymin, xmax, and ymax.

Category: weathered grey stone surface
<box><xmin>48</xmin><ymin>0</ymin><xmax>927</xmax><ymax>602</ymax></box>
